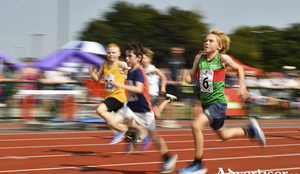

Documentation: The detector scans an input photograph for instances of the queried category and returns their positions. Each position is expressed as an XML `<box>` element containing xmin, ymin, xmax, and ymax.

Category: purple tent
<box><xmin>0</xmin><ymin>52</ymin><xmax>25</xmax><ymax>70</ymax></box>
<box><xmin>37</xmin><ymin>49</ymin><xmax>106</xmax><ymax>71</ymax></box>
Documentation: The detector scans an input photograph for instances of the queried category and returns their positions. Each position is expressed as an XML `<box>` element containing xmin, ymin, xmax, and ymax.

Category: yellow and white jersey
<box><xmin>102</xmin><ymin>60</ymin><xmax>127</xmax><ymax>103</ymax></box>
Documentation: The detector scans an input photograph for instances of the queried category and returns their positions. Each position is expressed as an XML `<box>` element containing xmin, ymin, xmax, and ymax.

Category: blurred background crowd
<box><xmin>1</xmin><ymin>1</ymin><xmax>300</xmax><ymax>124</ymax></box>
<box><xmin>0</xmin><ymin>45</ymin><xmax>299</xmax><ymax>124</ymax></box>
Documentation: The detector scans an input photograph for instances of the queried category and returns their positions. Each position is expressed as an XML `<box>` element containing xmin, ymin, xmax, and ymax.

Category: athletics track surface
<box><xmin>0</xmin><ymin>119</ymin><xmax>300</xmax><ymax>174</ymax></box>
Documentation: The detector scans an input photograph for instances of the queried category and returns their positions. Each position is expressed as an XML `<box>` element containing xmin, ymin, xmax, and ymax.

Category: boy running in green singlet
<box><xmin>177</xmin><ymin>29</ymin><xmax>266</xmax><ymax>174</ymax></box>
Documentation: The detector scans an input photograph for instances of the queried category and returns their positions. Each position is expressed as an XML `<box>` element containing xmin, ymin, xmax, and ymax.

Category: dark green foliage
<box><xmin>78</xmin><ymin>1</ymin><xmax>300</xmax><ymax>72</ymax></box>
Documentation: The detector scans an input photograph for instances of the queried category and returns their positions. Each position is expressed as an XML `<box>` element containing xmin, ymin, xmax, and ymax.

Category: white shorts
<box><xmin>117</xmin><ymin>106</ymin><xmax>156</xmax><ymax>131</ymax></box>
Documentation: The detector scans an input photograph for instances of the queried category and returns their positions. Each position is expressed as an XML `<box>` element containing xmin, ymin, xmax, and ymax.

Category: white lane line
<box><xmin>1</xmin><ymin>143</ymin><xmax>300</xmax><ymax>160</ymax></box>
<box><xmin>0</xmin><ymin>136</ymin><xmax>299</xmax><ymax>150</ymax></box>
<box><xmin>0</xmin><ymin>137</ymin><xmax>95</xmax><ymax>141</ymax></box>
<box><xmin>0</xmin><ymin>130</ymin><xmax>299</xmax><ymax>142</ymax></box>
<box><xmin>0</xmin><ymin>126</ymin><xmax>298</xmax><ymax>136</ymax></box>
<box><xmin>202</xmin><ymin>153</ymin><xmax>300</xmax><ymax>161</ymax></box>
<box><xmin>2</xmin><ymin>156</ymin><xmax>28</xmax><ymax>159</ymax></box>
<box><xmin>1</xmin><ymin>154</ymin><xmax>300</xmax><ymax>173</ymax></box>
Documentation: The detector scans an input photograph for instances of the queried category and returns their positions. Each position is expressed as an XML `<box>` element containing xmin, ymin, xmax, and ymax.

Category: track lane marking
<box><xmin>1</xmin><ymin>143</ymin><xmax>300</xmax><ymax>159</ymax></box>
<box><xmin>0</xmin><ymin>130</ymin><xmax>299</xmax><ymax>142</ymax></box>
<box><xmin>0</xmin><ymin>135</ymin><xmax>299</xmax><ymax>150</ymax></box>
<box><xmin>0</xmin><ymin>126</ymin><xmax>298</xmax><ymax>136</ymax></box>
<box><xmin>1</xmin><ymin>154</ymin><xmax>300</xmax><ymax>173</ymax></box>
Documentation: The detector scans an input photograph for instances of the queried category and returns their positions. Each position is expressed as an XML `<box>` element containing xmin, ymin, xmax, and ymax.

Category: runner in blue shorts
<box><xmin>177</xmin><ymin>29</ymin><xmax>266</xmax><ymax>174</ymax></box>
<box><xmin>202</xmin><ymin>102</ymin><xmax>227</xmax><ymax>130</ymax></box>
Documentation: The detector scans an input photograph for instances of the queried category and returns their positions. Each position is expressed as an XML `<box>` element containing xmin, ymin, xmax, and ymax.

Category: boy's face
<box><xmin>107</xmin><ymin>46</ymin><xmax>121</xmax><ymax>62</ymax></box>
<box><xmin>125</xmin><ymin>50</ymin><xmax>140</xmax><ymax>67</ymax></box>
<box><xmin>204</xmin><ymin>34</ymin><xmax>222</xmax><ymax>54</ymax></box>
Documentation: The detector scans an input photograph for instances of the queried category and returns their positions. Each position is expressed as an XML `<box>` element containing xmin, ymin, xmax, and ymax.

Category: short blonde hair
<box><xmin>208</xmin><ymin>29</ymin><xmax>230</xmax><ymax>54</ymax></box>
<box><xmin>143</xmin><ymin>47</ymin><xmax>154</xmax><ymax>59</ymax></box>
<box><xmin>107</xmin><ymin>43</ymin><xmax>120</xmax><ymax>50</ymax></box>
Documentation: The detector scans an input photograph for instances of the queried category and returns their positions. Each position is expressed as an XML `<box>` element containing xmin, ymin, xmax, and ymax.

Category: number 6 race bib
<box><xmin>199</xmin><ymin>70</ymin><xmax>214</xmax><ymax>92</ymax></box>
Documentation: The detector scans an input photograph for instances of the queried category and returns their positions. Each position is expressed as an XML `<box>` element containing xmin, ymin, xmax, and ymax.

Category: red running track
<box><xmin>0</xmin><ymin>120</ymin><xmax>300</xmax><ymax>174</ymax></box>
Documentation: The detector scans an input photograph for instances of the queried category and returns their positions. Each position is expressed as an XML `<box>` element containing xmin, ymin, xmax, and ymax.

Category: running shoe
<box><xmin>125</xmin><ymin>132</ymin><xmax>134</xmax><ymax>141</ymax></box>
<box><xmin>158</xmin><ymin>154</ymin><xmax>178</xmax><ymax>173</ymax></box>
<box><xmin>249</xmin><ymin>118</ymin><xmax>266</xmax><ymax>147</ymax></box>
<box><xmin>166</xmin><ymin>94</ymin><xmax>177</xmax><ymax>103</ymax></box>
<box><xmin>140</xmin><ymin>135</ymin><xmax>151</xmax><ymax>153</ymax></box>
<box><xmin>177</xmin><ymin>160</ymin><xmax>207</xmax><ymax>174</ymax></box>
<box><xmin>125</xmin><ymin>132</ymin><xmax>141</xmax><ymax>142</ymax></box>
<box><xmin>108</xmin><ymin>132</ymin><xmax>125</xmax><ymax>146</ymax></box>
<box><xmin>126</xmin><ymin>133</ymin><xmax>139</xmax><ymax>154</ymax></box>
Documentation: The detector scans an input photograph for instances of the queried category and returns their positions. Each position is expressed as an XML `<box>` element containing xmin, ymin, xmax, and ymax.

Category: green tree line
<box><xmin>79</xmin><ymin>1</ymin><xmax>300</xmax><ymax>72</ymax></box>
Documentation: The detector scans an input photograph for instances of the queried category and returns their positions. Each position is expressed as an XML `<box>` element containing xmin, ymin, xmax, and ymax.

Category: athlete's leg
<box><xmin>217</xmin><ymin>119</ymin><xmax>266</xmax><ymax>146</ymax></box>
<box><xmin>177</xmin><ymin>112</ymin><xmax>211</xmax><ymax>174</ymax></box>
<box><xmin>108</xmin><ymin>112</ymin><xmax>128</xmax><ymax>132</ymax></box>
<box><xmin>191</xmin><ymin>112</ymin><xmax>210</xmax><ymax>159</ymax></box>
<box><xmin>153</xmin><ymin>100</ymin><xmax>169</xmax><ymax>118</ymax></box>
<box><xmin>96</xmin><ymin>97</ymin><xmax>124</xmax><ymax>121</ymax></box>
<box><xmin>128</xmin><ymin>119</ymin><xmax>147</xmax><ymax>140</ymax></box>
<box><xmin>215</xmin><ymin>127</ymin><xmax>245</xmax><ymax>141</ymax></box>
<box><xmin>96</xmin><ymin>103</ymin><xmax>112</xmax><ymax>121</ymax></box>
<box><xmin>149</xmin><ymin>129</ymin><xmax>178</xmax><ymax>173</ymax></box>
<box><xmin>148</xmin><ymin>130</ymin><xmax>168</xmax><ymax>155</ymax></box>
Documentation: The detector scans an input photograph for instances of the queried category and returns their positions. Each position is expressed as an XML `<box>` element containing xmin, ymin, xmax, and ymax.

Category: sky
<box><xmin>1</xmin><ymin>0</ymin><xmax>300</xmax><ymax>61</ymax></box>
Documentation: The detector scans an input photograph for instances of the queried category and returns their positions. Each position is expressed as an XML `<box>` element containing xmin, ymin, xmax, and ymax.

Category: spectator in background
<box><xmin>163</xmin><ymin>45</ymin><xmax>188</xmax><ymax>82</ymax></box>
<box><xmin>0</xmin><ymin>62</ymin><xmax>17</xmax><ymax>105</ymax></box>
<box><xmin>18</xmin><ymin>58</ymin><xmax>41</xmax><ymax>90</ymax></box>
<box><xmin>54</xmin><ymin>67</ymin><xmax>78</xmax><ymax>90</ymax></box>
<box><xmin>282</xmin><ymin>65</ymin><xmax>297</xmax><ymax>77</ymax></box>
<box><xmin>39</xmin><ymin>67</ymin><xmax>78</xmax><ymax>91</ymax></box>
<box><xmin>71</xmin><ymin>63</ymin><xmax>90</xmax><ymax>83</ymax></box>
<box><xmin>160</xmin><ymin>45</ymin><xmax>189</xmax><ymax>128</ymax></box>
<box><xmin>283</xmin><ymin>74</ymin><xmax>298</xmax><ymax>88</ymax></box>
<box><xmin>225</xmin><ymin>69</ymin><xmax>239</xmax><ymax>87</ymax></box>
<box><xmin>269</xmin><ymin>72</ymin><xmax>285</xmax><ymax>88</ymax></box>
<box><xmin>11</xmin><ymin>58</ymin><xmax>42</xmax><ymax>110</ymax></box>
<box><xmin>245</xmin><ymin>73</ymin><xmax>259</xmax><ymax>87</ymax></box>
<box><xmin>294</xmin><ymin>75</ymin><xmax>300</xmax><ymax>88</ymax></box>
<box><xmin>257</xmin><ymin>74</ymin><xmax>274</xmax><ymax>88</ymax></box>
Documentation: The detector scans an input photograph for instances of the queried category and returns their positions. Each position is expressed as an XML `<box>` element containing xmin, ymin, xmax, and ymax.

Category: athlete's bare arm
<box><xmin>118</xmin><ymin>61</ymin><xmax>131</xmax><ymax>74</ymax></box>
<box><xmin>185</xmin><ymin>54</ymin><xmax>201</xmax><ymax>84</ymax></box>
<box><xmin>154</xmin><ymin>68</ymin><xmax>167</xmax><ymax>95</ymax></box>
<box><xmin>89</xmin><ymin>64</ymin><xmax>104</xmax><ymax>83</ymax></box>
